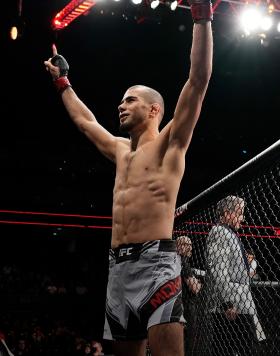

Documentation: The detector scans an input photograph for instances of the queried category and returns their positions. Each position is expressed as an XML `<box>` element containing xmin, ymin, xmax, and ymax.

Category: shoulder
<box><xmin>116</xmin><ymin>137</ymin><xmax>130</xmax><ymax>146</ymax></box>
<box><xmin>115</xmin><ymin>137</ymin><xmax>130</xmax><ymax>152</ymax></box>
<box><xmin>208</xmin><ymin>225</ymin><xmax>236</xmax><ymax>248</ymax></box>
<box><xmin>209</xmin><ymin>224</ymin><xmax>229</xmax><ymax>236</ymax></box>
<box><xmin>155</xmin><ymin>120</ymin><xmax>173</xmax><ymax>147</ymax></box>
<box><xmin>114</xmin><ymin>138</ymin><xmax>130</xmax><ymax>162</ymax></box>
<box><xmin>251</xmin><ymin>259</ymin><xmax>257</xmax><ymax>269</ymax></box>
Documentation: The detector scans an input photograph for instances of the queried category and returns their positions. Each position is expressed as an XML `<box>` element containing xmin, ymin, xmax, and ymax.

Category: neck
<box><xmin>129</xmin><ymin>127</ymin><xmax>158</xmax><ymax>151</ymax></box>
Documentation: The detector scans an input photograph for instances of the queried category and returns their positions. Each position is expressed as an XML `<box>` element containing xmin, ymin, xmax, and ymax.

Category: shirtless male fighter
<box><xmin>44</xmin><ymin>1</ymin><xmax>213</xmax><ymax>354</ymax></box>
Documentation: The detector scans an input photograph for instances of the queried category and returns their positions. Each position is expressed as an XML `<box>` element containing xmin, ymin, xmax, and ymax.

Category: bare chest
<box><xmin>116</xmin><ymin>149</ymin><xmax>154</xmax><ymax>184</ymax></box>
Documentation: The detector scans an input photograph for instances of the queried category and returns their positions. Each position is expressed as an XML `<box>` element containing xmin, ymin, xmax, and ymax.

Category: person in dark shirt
<box><xmin>176</xmin><ymin>236</ymin><xmax>202</xmax><ymax>355</ymax></box>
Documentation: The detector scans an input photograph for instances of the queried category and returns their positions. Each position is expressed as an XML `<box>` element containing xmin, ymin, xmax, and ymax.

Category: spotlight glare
<box><xmin>260</xmin><ymin>16</ymin><xmax>273</xmax><ymax>31</ymax></box>
<box><xmin>170</xmin><ymin>0</ymin><xmax>178</xmax><ymax>11</ymax></box>
<box><xmin>132</xmin><ymin>0</ymin><xmax>142</xmax><ymax>3</ymax></box>
<box><xmin>151</xmin><ymin>0</ymin><xmax>160</xmax><ymax>9</ymax></box>
<box><xmin>277</xmin><ymin>22</ymin><xmax>280</xmax><ymax>32</ymax></box>
<box><xmin>10</xmin><ymin>26</ymin><xmax>18</xmax><ymax>40</ymax></box>
<box><xmin>240</xmin><ymin>8</ymin><xmax>262</xmax><ymax>33</ymax></box>
<box><xmin>268</xmin><ymin>4</ymin><xmax>274</xmax><ymax>13</ymax></box>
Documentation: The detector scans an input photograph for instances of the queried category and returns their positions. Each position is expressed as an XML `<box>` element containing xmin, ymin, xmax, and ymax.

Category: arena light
<box><xmin>260</xmin><ymin>16</ymin><xmax>273</xmax><ymax>31</ymax></box>
<box><xmin>132</xmin><ymin>0</ymin><xmax>142</xmax><ymax>4</ymax></box>
<box><xmin>277</xmin><ymin>22</ymin><xmax>280</xmax><ymax>31</ymax></box>
<box><xmin>170</xmin><ymin>0</ymin><xmax>178</xmax><ymax>11</ymax></box>
<box><xmin>151</xmin><ymin>0</ymin><xmax>160</xmax><ymax>9</ymax></box>
<box><xmin>9</xmin><ymin>0</ymin><xmax>24</xmax><ymax>40</ymax></box>
<box><xmin>239</xmin><ymin>7</ymin><xmax>262</xmax><ymax>33</ymax></box>
<box><xmin>268</xmin><ymin>3</ymin><xmax>275</xmax><ymax>13</ymax></box>
<box><xmin>52</xmin><ymin>0</ymin><xmax>96</xmax><ymax>30</ymax></box>
<box><xmin>10</xmin><ymin>26</ymin><xmax>18</xmax><ymax>40</ymax></box>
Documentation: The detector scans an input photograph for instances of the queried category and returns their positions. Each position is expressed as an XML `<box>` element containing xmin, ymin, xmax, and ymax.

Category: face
<box><xmin>118</xmin><ymin>89</ymin><xmax>151</xmax><ymax>133</ymax></box>
<box><xmin>176</xmin><ymin>236</ymin><xmax>192</xmax><ymax>257</ymax></box>
<box><xmin>247</xmin><ymin>253</ymin><xmax>254</xmax><ymax>263</ymax></box>
<box><xmin>18</xmin><ymin>340</ymin><xmax>26</xmax><ymax>350</ymax></box>
<box><xmin>226</xmin><ymin>201</ymin><xmax>245</xmax><ymax>230</ymax></box>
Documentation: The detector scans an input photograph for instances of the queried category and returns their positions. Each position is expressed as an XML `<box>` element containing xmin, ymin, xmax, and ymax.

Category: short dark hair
<box><xmin>128</xmin><ymin>85</ymin><xmax>165</xmax><ymax>124</ymax></box>
<box><xmin>246</xmin><ymin>249</ymin><xmax>255</xmax><ymax>257</ymax></box>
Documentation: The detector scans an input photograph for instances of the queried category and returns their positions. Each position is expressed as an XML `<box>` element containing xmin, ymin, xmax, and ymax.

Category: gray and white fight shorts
<box><xmin>103</xmin><ymin>239</ymin><xmax>184</xmax><ymax>341</ymax></box>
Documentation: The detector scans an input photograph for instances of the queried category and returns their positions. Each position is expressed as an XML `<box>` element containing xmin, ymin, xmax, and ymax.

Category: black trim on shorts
<box><xmin>111</xmin><ymin>239</ymin><xmax>176</xmax><ymax>263</ymax></box>
<box><xmin>106</xmin><ymin>310</ymin><xmax>147</xmax><ymax>341</ymax></box>
<box><xmin>158</xmin><ymin>240</ymin><xmax>177</xmax><ymax>252</ymax></box>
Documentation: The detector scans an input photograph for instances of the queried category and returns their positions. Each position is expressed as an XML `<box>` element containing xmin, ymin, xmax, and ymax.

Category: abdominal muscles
<box><xmin>111</xmin><ymin>175</ymin><xmax>176</xmax><ymax>248</ymax></box>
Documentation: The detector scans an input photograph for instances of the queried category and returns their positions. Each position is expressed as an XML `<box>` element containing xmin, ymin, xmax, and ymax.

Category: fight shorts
<box><xmin>103</xmin><ymin>239</ymin><xmax>184</xmax><ymax>341</ymax></box>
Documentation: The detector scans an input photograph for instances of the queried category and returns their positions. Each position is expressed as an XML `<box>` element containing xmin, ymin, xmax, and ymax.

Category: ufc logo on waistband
<box><xmin>119</xmin><ymin>247</ymin><xmax>133</xmax><ymax>257</ymax></box>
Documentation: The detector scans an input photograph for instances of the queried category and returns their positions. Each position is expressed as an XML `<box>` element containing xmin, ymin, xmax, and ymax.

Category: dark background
<box><xmin>1</xmin><ymin>0</ymin><xmax>279</xmax><ymax>213</ymax></box>
<box><xmin>0</xmin><ymin>0</ymin><xmax>279</xmax><ymax>345</ymax></box>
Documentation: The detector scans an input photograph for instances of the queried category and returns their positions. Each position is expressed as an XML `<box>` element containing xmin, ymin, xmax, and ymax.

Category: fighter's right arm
<box><xmin>44</xmin><ymin>45</ymin><xmax>119</xmax><ymax>163</ymax></box>
<box><xmin>61</xmin><ymin>87</ymin><xmax>118</xmax><ymax>162</ymax></box>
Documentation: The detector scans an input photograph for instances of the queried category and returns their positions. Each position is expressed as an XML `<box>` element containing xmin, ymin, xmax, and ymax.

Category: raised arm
<box><xmin>169</xmin><ymin>2</ymin><xmax>213</xmax><ymax>151</ymax></box>
<box><xmin>44</xmin><ymin>45</ymin><xmax>120</xmax><ymax>163</ymax></box>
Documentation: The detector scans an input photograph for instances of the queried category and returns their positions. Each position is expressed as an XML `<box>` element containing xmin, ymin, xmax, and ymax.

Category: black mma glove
<box><xmin>51</xmin><ymin>54</ymin><xmax>69</xmax><ymax>77</ymax></box>
<box><xmin>51</xmin><ymin>54</ymin><xmax>71</xmax><ymax>94</ymax></box>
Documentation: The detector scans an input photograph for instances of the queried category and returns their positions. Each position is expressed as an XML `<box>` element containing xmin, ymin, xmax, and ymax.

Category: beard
<box><xmin>119</xmin><ymin>119</ymin><xmax>133</xmax><ymax>133</ymax></box>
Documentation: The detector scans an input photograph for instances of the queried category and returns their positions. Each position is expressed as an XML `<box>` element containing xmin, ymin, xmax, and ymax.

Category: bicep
<box><xmin>80</xmin><ymin>120</ymin><xmax>119</xmax><ymax>162</ymax></box>
<box><xmin>169</xmin><ymin>80</ymin><xmax>208</xmax><ymax>150</ymax></box>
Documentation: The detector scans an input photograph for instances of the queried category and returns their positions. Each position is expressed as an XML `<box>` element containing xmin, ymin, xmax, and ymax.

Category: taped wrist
<box><xmin>190</xmin><ymin>2</ymin><xmax>213</xmax><ymax>22</ymax></box>
<box><xmin>54</xmin><ymin>76</ymin><xmax>72</xmax><ymax>94</ymax></box>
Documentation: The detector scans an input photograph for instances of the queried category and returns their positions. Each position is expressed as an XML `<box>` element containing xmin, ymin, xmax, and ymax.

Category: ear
<box><xmin>150</xmin><ymin>103</ymin><xmax>161</xmax><ymax>118</ymax></box>
<box><xmin>223</xmin><ymin>211</ymin><xmax>231</xmax><ymax>222</ymax></box>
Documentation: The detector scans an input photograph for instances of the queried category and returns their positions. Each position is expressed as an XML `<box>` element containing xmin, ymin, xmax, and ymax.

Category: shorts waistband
<box><xmin>110</xmin><ymin>239</ymin><xmax>176</xmax><ymax>263</ymax></box>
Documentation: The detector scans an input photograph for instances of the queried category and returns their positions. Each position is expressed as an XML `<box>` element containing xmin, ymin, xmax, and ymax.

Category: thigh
<box><xmin>113</xmin><ymin>339</ymin><xmax>148</xmax><ymax>356</ymax></box>
<box><xmin>148</xmin><ymin>322</ymin><xmax>184</xmax><ymax>356</ymax></box>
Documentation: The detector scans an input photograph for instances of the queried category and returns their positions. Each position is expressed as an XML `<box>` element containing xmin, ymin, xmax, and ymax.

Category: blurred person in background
<box><xmin>246</xmin><ymin>250</ymin><xmax>259</xmax><ymax>280</ymax></box>
<box><xmin>205</xmin><ymin>195</ymin><xmax>265</xmax><ymax>356</ymax></box>
<box><xmin>176</xmin><ymin>236</ymin><xmax>202</xmax><ymax>355</ymax></box>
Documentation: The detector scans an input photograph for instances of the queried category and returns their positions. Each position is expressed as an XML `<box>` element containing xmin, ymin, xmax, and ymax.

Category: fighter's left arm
<box><xmin>168</xmin><ymin>17</ymin><xmax>213</xmax><ymax>152</ymax></box>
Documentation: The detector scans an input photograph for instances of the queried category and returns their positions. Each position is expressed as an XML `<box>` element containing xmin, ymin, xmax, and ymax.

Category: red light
<box><xmin>0</xmin><ymin>209</ymin><xmax>112</xmax><ymax>219</ymax></box>
<box><xmin>52</xmin><ymin>0</ymin><xmax>96</xmax><ymax>30</ymax></box>
<box><xmin>0</xmin><ymin>220</ymin><xmax>112</xmax><ymax>230</ymax></box>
